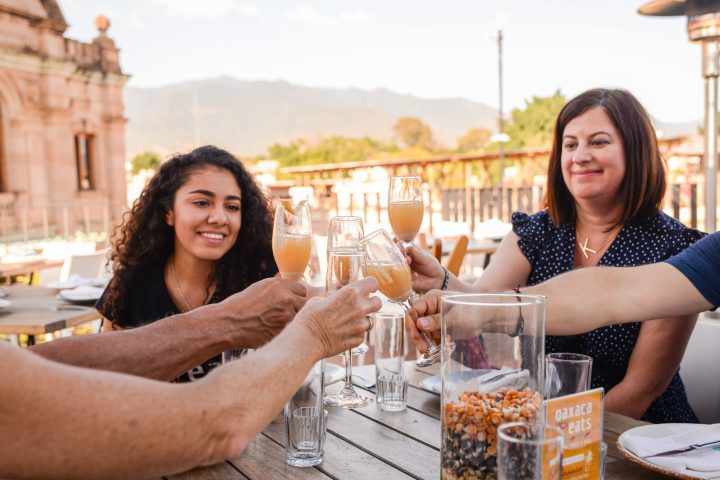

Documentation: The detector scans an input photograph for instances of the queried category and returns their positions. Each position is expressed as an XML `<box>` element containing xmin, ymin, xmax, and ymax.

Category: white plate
<box><xmin>0</xmin><ymin>298</ymin><xmax>11</xmax><ymax>310</ymax></box>
<box><xmin>58</xmin><ymin>286</ymin><xmax>104</xmax><ymax>303</ymax></box>
<box><xmin>419</xmin><ymin>370</ymin><xmax>493</xmax><ymax>395</ymax></box>
<box><xmin>618</xmin><ymin>423</ymin><xmax>710</xmax><ymax>479</ymax></box>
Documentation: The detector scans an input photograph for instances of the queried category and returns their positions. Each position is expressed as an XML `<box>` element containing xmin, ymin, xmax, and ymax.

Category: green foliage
<box><xmin>130</xmin><ymin>151</ymin><xmax>161</xmax><ymax>175</ymax></box>
<box><xmin>268</xmin><ymin>136</ymin><xmax>382</xmax><ymax>169</ymax></box>
<box><xmin>457</xmin><ymin>127</ymin><xmax>492</xmax><ymax>152</ymax></box>
<box><xmin>503</xmin><ymin>90</ymin><xmax>566</xmax><ymax>150</ymax></box>
<box><xmin>393</xmin><ymin>117</ymin><xmax>436</xmax><ymax>150</ymax></box>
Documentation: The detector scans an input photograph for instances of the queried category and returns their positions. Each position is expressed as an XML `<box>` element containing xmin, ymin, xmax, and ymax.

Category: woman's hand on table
<box><xmin>296</xmin><ymin>277</ymin><xmax>382</xmax><ymax>358</ymax></box>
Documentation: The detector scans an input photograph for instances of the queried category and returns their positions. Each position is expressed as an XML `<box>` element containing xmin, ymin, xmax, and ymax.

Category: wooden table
<box><xmin>0</xmin><ymin>258</ymin><xmax>63</xmax><ymax>283</ymax></box>
<box><xmin>0</xmin><ymin>285</ymin><xmax>100</xmax><ymax>345</ymax></box>
<box><xmin>171</xmin><ymin>362</ymin><xmax>669</xmax><ymax>480</ymax></box>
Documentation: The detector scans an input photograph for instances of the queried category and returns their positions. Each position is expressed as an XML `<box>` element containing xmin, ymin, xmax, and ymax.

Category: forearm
<box><xmin>603</xmin><ymin>381</ymin><xmax>658</xmax><ymax>419</ymax></box>
<box><xmin>526</xmin><ymin>263</ymin><xmax>710</xmax><ymax>335</ymax></box>
<box><xmin>29</xmin><ymin>304</ymin><xmax>237</xmax><ymax>380</ymax></box>
<box><xmin>204</xmin><ymin>321</ymin><xmax>323</xmax><ymax>451</ymax></box>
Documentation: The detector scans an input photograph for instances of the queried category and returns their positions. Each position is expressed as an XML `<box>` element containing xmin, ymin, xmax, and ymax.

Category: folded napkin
<box><xmin>453</xmin><ymin>366</ymin><xmax>530</xmax><ymax>394</ymax></box>
<box><xmin>623</xmin><ymin>424</ymin><xmax>720</xmax><ymax>479</ymax></box>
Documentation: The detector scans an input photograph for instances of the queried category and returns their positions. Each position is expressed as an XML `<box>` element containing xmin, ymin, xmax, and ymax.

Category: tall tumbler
<box><xmin>544</xmin><ymin>352</ymin><xmax>592</xmax><ymax>399</ymax></box>
<box><xmin>440</xmin><ymin>294</ymin><xmax>546</xmax><ymax>480</ymax></box>
<box><xmin>497</xmin><ymin>421</ymin><xmax>564</xmax><ymax>480</ymax></box>
<box><xmin>285</xmin><ymin>360</ymin><xmax>327</xmax><ymax>467</ymax></box>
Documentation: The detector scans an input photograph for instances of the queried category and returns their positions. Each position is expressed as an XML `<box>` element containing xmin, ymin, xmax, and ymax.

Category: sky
<box><xmin>61</xmin><ymin>0</ymin><xmax>701</xmax><ymax>124</ymax></box>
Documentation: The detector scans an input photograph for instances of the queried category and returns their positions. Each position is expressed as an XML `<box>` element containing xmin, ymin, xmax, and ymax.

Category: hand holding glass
<box><xmin>358</xmin><ymin>229</ymin><xmax>440</xmax><ymax>367</ymax></box>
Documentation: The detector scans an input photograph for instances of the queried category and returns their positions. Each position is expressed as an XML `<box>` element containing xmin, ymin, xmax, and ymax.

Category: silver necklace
<box><xmin>170</xmin><ymin>259</ymin><xmax>193</xmax><ymax>311</ymax></box>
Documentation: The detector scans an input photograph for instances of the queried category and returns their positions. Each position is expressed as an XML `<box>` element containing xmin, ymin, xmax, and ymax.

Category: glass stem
<box><xmin>343</xmin><ymin>349</ymin><xmax>353</xmax><ymax>391</ymax></box>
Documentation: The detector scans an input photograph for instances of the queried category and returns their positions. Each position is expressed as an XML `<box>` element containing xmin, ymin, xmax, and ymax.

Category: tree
<box><xmin>503</xmin><ymin>90</ymin><xmax>566</xmax><ymax>150</ymax></box>
<box><xmin>393</xmin><ymin>117</ymin><xmax>435</xmax><ymax>150</ymax></box>
<box><xmin>130</xmin><ymin>151</ymin><xmax>161</xmax><ymax>175</ymax></box>
<box><xmin>457</xmin><ymin>127</ymin><xmax>492</xmax><ymax>152</ymax></box>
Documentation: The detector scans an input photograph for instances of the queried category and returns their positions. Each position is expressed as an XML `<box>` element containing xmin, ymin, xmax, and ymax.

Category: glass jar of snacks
<box><xmin>440</xmin><ymin>294</ymin><xmax>546</xmax><ymax>480</ymax></box>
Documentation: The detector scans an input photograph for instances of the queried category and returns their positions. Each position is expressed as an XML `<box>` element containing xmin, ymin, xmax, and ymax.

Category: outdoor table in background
<box><xmin>0</xmin><ymin>257</ymin><xmax>63</xmax><ymax>284</ymax></box>
<box><xmin>171</xmin><ymin>362</ymin><xmax>666</xmax><ymax>480</ymax></box>
<box><xmin>0</xmin><ymin>285</ymin><xmax>100</xmax><ymax>345</ymax></box>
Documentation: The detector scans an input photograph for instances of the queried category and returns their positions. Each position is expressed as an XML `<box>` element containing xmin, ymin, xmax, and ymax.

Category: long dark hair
<box><xmin>106</xmin><ymin>145</ymin><xmax>274</xmax><ymax>323</ymax></box>
<box><xmin>546</xmin><ymin>88</ymin><xmax>666</xmax><ymax>227</ymax></box>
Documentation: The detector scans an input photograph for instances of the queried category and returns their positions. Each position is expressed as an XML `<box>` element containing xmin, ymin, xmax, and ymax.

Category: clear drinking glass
<box><xmin>497</xmin><ymin>421</ymin><xmax>564</xmax><ymax>480</ymax></box>
<box><xmin>545</xmin><ymin>352</ymin><xmax>593</xmax><ymax>399</ymax></box>
<box><xmin>323</xmin><ymin>249</ymin><xmax>373</xmax><ymax>409</ymax></box>
<box><xmin>440</xmin><ymin>293</ymin><xmax>546</xmax><ymax>479</ymax></box>
<box><xmin>327</xmin><ymin>216</ymin><xmax>368</xmax><ymax>355</ymax></box>
<box><xmin>285</xmin><ymin>360</ymin><xmax>327</xmax><ymax>467</ymax></box>
<box><xmin>273</xmin><ymin>202</ymin><xmax>312</xmax><ymax>281</ymax></box>
<box><xmin>358</xmin><ymin>229</ymin><xmax>441</xmax><ymax>367</ymax></box>
<box><xmin>388</xmin><ymin>175</ymin><xmax>424</xmax><ymax>249</ymax></box>
<box><xmin>373</xmin><ymin>311</ymin><xmax>407</xmax><ymax>411</ymax></box>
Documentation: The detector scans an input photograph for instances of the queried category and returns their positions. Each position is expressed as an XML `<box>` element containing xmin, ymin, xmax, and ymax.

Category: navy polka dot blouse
<box><xmin>512</xmin><ymin>210</ymin><xmax>705</xmax><ymax>423</ymax></box>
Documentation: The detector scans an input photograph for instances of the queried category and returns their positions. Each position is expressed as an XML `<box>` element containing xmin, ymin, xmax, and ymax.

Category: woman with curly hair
<box><xmin>96</xmin><ymin>145</ymin><xmax>279</xmax><ymax>381</ymax></box>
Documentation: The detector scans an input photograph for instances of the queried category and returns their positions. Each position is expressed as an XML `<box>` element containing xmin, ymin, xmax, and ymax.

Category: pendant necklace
<box><xmin>171</xmin><ymin>259</ymin><xmax>193</xmax><ymax>311</ymax></box>
<box><xmin>576</xmin><ymin>227</ymin><xmax>621</xmax><ymax>260</ymax></box>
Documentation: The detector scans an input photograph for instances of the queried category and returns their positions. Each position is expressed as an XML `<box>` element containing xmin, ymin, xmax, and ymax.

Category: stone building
<box><xmin>0</xmin><ymin>0</ymin><xmax>128</xmax><ymax>239</ymax></box>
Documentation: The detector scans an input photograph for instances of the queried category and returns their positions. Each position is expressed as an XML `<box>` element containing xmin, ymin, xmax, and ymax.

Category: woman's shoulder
<box><xmin>511</xmin><ymin>210</ymin><xmax>562</xmax><ymax>238</ymax></box>
<box><xmin>637</xmin><ymin>211</ymin><xmax>705</xmax><ymax>242</ymax></box>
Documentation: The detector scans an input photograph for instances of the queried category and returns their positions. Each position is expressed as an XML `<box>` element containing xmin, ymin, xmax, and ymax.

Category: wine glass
<box><xmin>388</xmin><ymin>176</ymin><xmax>424</xmax><ymax>249</ymax></box>
<box><xmin>323</xmin><ymin>249</ymin><xmax>374</xmax><ymax>409</ymax></box>
<box><xmin>327</xmin><ymin>216</ymin><xmax>368</xmax><ymax>355</ymax></box>
<box><xmin>357</xmin><ymin>229</ymin><xmax>441</xmax><ymax>367</ymax></box>
<box><xmin>272</xmin><ymin>202</ymin><xmax>312</xmax><ymax>281</ymax></box>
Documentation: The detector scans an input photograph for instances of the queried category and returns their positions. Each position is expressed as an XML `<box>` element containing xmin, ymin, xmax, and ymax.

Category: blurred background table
<box><xmin>0</xmin><ymin>285</ymin><xmax>100</xmax><ymax>345</ymax></box>
<box><xmin>171</xmin><ymin>362</ymin><xmax>667</xmax><ymax>480</ymax></box>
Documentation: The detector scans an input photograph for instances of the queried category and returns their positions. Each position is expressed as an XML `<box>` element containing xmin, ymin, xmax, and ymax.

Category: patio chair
<box><xmin>59</xmin><ymin>248</ymin><xmax>111</xmax><ymax>282</ymax></box>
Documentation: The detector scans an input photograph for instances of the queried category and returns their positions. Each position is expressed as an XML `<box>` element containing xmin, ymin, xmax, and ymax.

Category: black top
<box><xmin>96</xmin><ymin>257</ymin><xmax>279</xmax><ymax>382</ymax></box>
<box><xmin>666</xmin><ymin>231</ymin><xmax>720</xmax><ymax>309</ymax></box>
<box><xmin>512</xmin><ymin>210</ymin><xmax>705</xmax><ymax>423</ymax></box>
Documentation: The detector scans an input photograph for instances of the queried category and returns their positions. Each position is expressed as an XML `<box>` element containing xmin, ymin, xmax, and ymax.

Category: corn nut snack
<box><xmin>441</xmin><ymin>387</ymin><xmax>543</xmax><ymax>480</ymax></box>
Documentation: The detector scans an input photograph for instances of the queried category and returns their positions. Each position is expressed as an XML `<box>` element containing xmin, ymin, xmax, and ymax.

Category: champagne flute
<box><xmin>358</xmin><ymin>229</ymin><xmax>441</xmax><ymax>367</ymax></box>
<box><xmin>272</xmin><ymin>202</ymin><xmax>312</xmax><ymax>281</ymax></box>
<box><xmin>323</xmin><ymin>249</ymin><xmax>374</xmax><ymax>409</ymax></box>
<box><xmin>388</xmin><ymin>176</ymin><xmax>424</xmax><ymax>249</ymax></box>
<box><xmin>327</xmin><ymin>216</ymin><xmax>368</xmax><ymax>355</ymax></box>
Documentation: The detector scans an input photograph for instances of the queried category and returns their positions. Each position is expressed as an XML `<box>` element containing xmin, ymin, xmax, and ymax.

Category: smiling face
<box><xmin>165</xmin><ymin>166</ymin><xmax>242</xmax><ymax>263</ymax></box>
<box><xmin>560</xmin><ymin>107</ymin><xmax>626</xmax><ymax>207</ymax></box>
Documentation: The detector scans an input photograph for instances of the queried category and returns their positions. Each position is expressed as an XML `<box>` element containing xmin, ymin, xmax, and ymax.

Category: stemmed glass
<box><xmin>357</xmin><ymin>229</ymin><xmax>441</xmax><ymax>367</ymax></box>
<box><xmin>388</xmin><ymin>176</ymin><xmax>424</xmax><ymax>249</ymax></box>
<box><xmin>272</xmin><ymin>202</ymin><xmax>312</xmax><ymax>281</ymax></box>
<box><xmin>323</xmin><ymin>249</ymin><xmax>374</xmax><ymax>409</ymax></box>
<box><xmin>327</xmin><ymin>216</ymin><xmax>368</xmax><ymax>355</ymax></box>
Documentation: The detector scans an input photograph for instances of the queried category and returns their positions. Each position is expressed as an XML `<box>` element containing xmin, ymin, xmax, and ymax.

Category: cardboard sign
<box><xmin>544</xmin><ymin>388</ymin><xmax>604</xmax><ymax>479</ymax></box>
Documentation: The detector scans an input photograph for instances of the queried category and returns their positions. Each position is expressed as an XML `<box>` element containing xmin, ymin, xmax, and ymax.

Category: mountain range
<box><xmin>123</xmin><ymin>77</ymin><xmax>700</xmax><ymax>158</ymax></box>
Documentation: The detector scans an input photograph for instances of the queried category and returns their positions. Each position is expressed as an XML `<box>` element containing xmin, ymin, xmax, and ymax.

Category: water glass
<box><xmin>545</xmin><ymin>352</ymin><xmax>593</xmax><ymax>399</ymax></box>
<box><xmin>377</xmin><ymin>374</ymin><xmax>408</xmax><ymax>412</ymax></box>
<box><xmin>373</xmin><ymin>311</ymin><xmax>406</xmax><ymax>411</ymax></box>
<box><xmin>285</xmin><ymin>360</ymin><xmax>327</xmax><ymax>467</ymax></box>
<box><xmin>600</xmin><ymin>441</ymin><xmax>607</xmax><ymax>480</ymax></box>
<box><xmin>497</xmin><ymin>421</ymin><xmax>564</xmax><ymax>480</ymax></box>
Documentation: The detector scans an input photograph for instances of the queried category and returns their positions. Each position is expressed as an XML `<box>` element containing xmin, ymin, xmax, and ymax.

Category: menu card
<box><xmin>544</xmin><ymin>388</ymin><xmax>604</xmax><ymax>479</ymax></box>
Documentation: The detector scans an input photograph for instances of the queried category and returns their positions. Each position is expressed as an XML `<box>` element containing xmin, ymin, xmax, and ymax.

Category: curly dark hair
<box><xmin>105</xmin><ymin>145</ymin><xmax>275</xmax><ymax>323</ymax></box>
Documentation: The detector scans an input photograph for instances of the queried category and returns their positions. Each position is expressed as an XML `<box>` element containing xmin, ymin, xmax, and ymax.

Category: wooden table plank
<box><xmin>229</xmin><ymin>429</ymin><xmax>330</xmax><ymax>480</ymax></box>
<box><xmin>264</xmin><ymin>419</ymin><xmax>416</xmax><ymax>480</ymax></box>
<box><xmin>325</xmin><ymin>406</ymin><xmax>440</xmax><ymax>479</ymax></box>
<box><xmin>167</xmin><ymin>463</ymin><xmax>247</xmax><ymax>480</ymax></box>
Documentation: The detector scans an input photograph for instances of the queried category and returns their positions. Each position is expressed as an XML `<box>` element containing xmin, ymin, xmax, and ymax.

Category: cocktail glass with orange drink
<box><xmin>323</xmin><ymin>249</ymin><xmax>373</xmax><ymax>409</ymax></box>
<box><xmin>388</xmin><ymin>176</ymin><xmax>423</xmax><ymax>249</ymax></box>
<box><xmin>273</xmin><ymin>202</ymin><xmax>312</xmax><ymax>281</ymax></box>
<box><xmin>358</xmin><ymin>229</ymin><xmax>441</xmax><ymax>367</ymax></box>
<box><xmin>327</xmin><ymin>216</ymin><xmax>368</xmax><ymax>355</ymax></box>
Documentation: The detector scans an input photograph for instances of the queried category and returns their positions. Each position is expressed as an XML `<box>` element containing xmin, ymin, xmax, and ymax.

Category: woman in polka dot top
<box><xmin>408</xmin><ymin>88</ymin><xmax>704</xmax><ymax>423</ymax></box>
